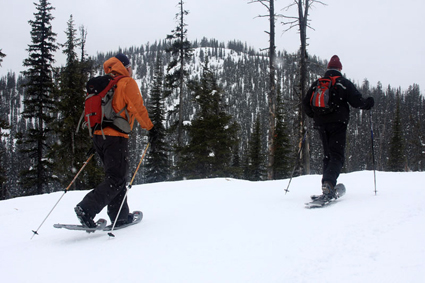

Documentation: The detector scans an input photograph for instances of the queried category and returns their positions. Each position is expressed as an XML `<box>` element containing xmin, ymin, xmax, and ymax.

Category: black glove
<box><xmin>148</xmin><ymin>126</ymin><xmax>159</xmax><ymax>145</ymax></box>
<box><xmin>363</xmin><ymin>97</ymin><xmax>374</xmax><ymax>110</ymax></box>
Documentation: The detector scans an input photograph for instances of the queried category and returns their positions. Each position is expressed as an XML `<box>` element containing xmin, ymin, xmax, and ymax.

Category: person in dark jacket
<box><xmin>75</xmin><ymin>53</ymin><xmax>159</xmax><ymax>228</ymax></box>
<box><xmin>302</xmin><ymin>55</ymin><xmax>374</xmax><ymax>200</ymax></box>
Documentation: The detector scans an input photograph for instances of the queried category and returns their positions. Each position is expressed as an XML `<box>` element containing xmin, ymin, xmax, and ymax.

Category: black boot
<box><xmin>74</xmin><ymin>205</ymin><xmax>96</xmax><ymax>228</ymax></box>
<box><xmin>322</xmin><ymin>181</ymin><xmax>336</xmax><ymax>199</ymax></box>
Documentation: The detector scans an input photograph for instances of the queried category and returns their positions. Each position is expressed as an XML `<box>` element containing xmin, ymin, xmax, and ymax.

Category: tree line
<box><xmin>1</xmin><ymin>0</ymin><xmax>424</xmax><ymax>200</ymax></box>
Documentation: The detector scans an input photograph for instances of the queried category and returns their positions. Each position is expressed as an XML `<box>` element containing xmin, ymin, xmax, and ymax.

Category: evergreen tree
<box><xmin>0</xmin><ymin>66</ymin><xmax>9</xmax><ymax>196</ymax></box>
<box><xmin>146</xmin><ymin>55</ymin><xmax>170</xmax><ymax>183</ymax></box>
<box><xmin>0</xmin><ymin>119</ymin><xmax>10</xmax><ymax>199</ymax></box>
<box><xmin>50</xmin><ymin>15</ymin><xmax>99</xmax><ymax>191</ymax></box>
<box><xmin>273</xmin><ymin>90</ymin><xmax>293</xmax><ymax>179</ymax></box>
<box><xmin>403</xmin><ymin>84</ymin><xmax>424</xmax><ymax>171</ymax></box>
<box><xmin>0</xmin><ymin>73</ymin><xmax>28</xmax><ymax>198</ymax></box>
<box><xmin>229</xmin><ymin>141</ymin><xmax>243</xmax><ymax>178</ymax></box>
<box><xmin>178</xmin><ymin>59</ymin><xmax>238</xmax><ymax>179</ymax></box>
<box><xmin>20</xmin><ymin>0</ymin><xmax>58</xmax><ymax>195</ymax></box>
<box><xmin>244</xmin><ymin>115</ymin><xmax>266</xmax><ymax>181</ymax></box>
<box><xmin>165</xmin><ymin>0</ymin><xmax>193</xmax><ymax>149</ymax></box>
<box><xmin>387</xmin><ymin>92</ymin><xmax>405</xmax><ymax>171</ymax></box>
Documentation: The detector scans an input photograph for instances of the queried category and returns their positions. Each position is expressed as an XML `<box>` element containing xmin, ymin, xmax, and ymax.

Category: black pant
<box><xmin>77</xmin><ymin>135</ymin><xmax>129</xmax><ymax>223</ymax></box>
<box><xmin>316</xmin><ymin>122</ymin><xmax>347</xmax><ymax>187</ymax></box>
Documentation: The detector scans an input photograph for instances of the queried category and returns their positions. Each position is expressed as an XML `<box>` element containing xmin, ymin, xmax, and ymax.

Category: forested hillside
<box><xmin>1</xmin><ymin>38</ymin><xmax>424</xmax><ymax>199</ymax></box>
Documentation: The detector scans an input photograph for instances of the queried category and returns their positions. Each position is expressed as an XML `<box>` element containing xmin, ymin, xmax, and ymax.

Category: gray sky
<box><xmin>1</xmin><ymin>0</ymin><xmax>424</xmax><ymax>91</ymax></box>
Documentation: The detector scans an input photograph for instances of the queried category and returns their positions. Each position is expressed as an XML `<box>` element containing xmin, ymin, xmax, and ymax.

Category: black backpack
<box><xmin>310</xmin><ymin>76</ymin><xmax>341</xmax><ymax>115</ymax></box>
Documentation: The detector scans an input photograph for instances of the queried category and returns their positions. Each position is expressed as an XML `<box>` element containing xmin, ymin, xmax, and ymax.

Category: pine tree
<box><xmin>229</xmin><ymin>142</ymin><xmax>243</xmax><ymax>178</ymax></box>
<box><xmin>0</xmin><ymin>119</ymin><xmax>10</xmax><ymax>199</ymax></box>
<box><xmin>165</xmin><ymin>0</ymin><xmax>193</xmax><ymax>149</ymax></box>
<box><xmin>273</xmin><ymin>90</ymin><xmax>293</xmax><ymax>179</ymax></box>
<box><xmin>403</xmin><ymin>84</ymin><xmax>424</xmax><ymax>171</ymax></box>
<box><xmin>0</xmin><ymin>73</ymin><xmax>29</xmax><ymax>198</ymax></box>
<box><xmin>178</xmin><ymin>59</ymin><xmax>238</xmax><ymax>179</ymax></box>
<box><xmin>50</xmin><ymin>15</ymin><xmax>99</xmax><ymax>191</ymax></box>
<box><xmin>387</xmin><ymin>92</ymin><xmax>405</xmax><ymax>171</ymax></box>
<box><xmin>0</xmin><ymin>69</ymin><xmax>9</xmax><ymax>195</ymax></box>
<box><xmin>145</xmin><ymin>55</ymin><xmax>170</xmax><ymax>183</ymax></box>
<box><xmin>244</xmin><ymin>115</ymin><xmax>266</xmax><ymax>181</ymax></box>
<box><xmin>20</xmin><ymin>0</ymin><xmax>58</xmax><ymax>195</ymax></box>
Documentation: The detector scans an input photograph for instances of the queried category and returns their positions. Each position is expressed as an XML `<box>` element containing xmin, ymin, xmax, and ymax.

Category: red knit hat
<box><xmin>327</xmin><ymin>55</ymin><xmax>342</xmax><ymax>70</ymax></box>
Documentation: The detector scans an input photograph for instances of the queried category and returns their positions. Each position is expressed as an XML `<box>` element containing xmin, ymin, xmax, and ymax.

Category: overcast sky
<box><xmin>1</xmin><ymin>0</ymin><xmax>424</xmax><ymax>91</ymax></box>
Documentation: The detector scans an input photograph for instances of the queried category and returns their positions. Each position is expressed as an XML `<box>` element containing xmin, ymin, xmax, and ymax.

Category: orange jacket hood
<box><xmin>103</xmin><ymin>57</ymin><xmax>130</xmax><ymax>76</ymax></box>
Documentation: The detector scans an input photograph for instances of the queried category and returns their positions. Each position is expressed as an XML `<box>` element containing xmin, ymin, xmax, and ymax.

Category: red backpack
<box><xmin>310</xmin><ymin>76</ymin><xmax>340</xmax><ymax>115</ymax></box>
<box><xmin>77</xmin><ymin>75</ymin><xmax>131</xmax><ymax>138</ymax></box>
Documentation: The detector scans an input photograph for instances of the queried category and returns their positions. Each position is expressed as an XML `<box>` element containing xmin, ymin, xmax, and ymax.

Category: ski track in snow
<box><xmin>1</xmin><ymin>171</ymin><xmax>424</xmax><ymax>283</ymax></box>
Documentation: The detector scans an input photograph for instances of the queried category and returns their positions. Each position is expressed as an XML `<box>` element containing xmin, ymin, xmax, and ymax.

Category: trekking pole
<box><xmin>285</xmin><ymin>130</ymin><xmax>308</xmax><ymax>194</ymax></box>
<box><xmin>108</xmin><ymin>142</ymin><xmax>150</xmax><ymax>238</ymax></box>
<box><xmin>369</xmin><ymin>110</ymin><xmax>377</xmax><ymax>195</ymax></box>
<box><xmin>31</xmin><ymin>153</ymin><xmax>95</xmax><ymax>239</ymax></box>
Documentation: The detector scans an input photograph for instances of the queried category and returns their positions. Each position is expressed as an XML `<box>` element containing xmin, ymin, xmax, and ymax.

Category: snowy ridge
<box><xmin>1</xmin><ymin>171</ymin><xmax>424</xmax><ymax>283</ymax></box>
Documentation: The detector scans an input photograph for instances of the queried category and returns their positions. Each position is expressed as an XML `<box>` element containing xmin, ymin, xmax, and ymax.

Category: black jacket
<box><xmin>303</xmin><ymin>70</ymin><xmax>370</xmax><ymax>125</ymax></box>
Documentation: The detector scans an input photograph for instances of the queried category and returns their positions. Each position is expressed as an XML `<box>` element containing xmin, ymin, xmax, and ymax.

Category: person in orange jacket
<box><xmin>75</xmin><ymin>53</ymin><xmax>158</xmax><ymax>228</ymax></box>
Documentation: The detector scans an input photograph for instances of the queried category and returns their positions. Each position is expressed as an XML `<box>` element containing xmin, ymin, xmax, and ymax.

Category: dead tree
<box><xmin>248</xmin><ymin>0</ymin><xmax>282</xmax><ymax>180</ymax></box>
<box><xmin>282</xmin><ymin>0</ymin><xmax>326</xmax><ymax>175</ymax></box>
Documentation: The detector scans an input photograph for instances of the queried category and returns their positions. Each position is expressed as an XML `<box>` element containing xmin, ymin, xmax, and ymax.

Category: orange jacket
<box><xmin>94</xmin><ymin>57</ymin><xmax>153</xmax><ymax>138</ymax></box>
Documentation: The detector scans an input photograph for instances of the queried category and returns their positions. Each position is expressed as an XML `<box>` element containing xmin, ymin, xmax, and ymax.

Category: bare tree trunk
<box><xmin>267</xmin><ymin>0</ymin><xmax>277</xmax><ymax>180</ymax></box>
<box><xmin>282</xmin><ymin>0</ymin><xmax>327</xmax><ymax>174</ymax></box>
<box><xmin>177</xmin><ymin>1</ymin><xmax>185</xmax><ymax>148</ymax></box>
<box><xmin>249</xmin><ymin>0</ymin><xmax>278</xmax><ymax>180</ymax></box>
<box><xmin>298</xmin><ymin>0</ymin><xmax>310</xmax><ymax>174</ymax></box>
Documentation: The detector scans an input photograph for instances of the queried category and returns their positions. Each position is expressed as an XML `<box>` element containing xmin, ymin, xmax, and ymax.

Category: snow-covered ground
<box><xmin>1</xmin><ymin>171</ymin><xmax>424</xmax><ymax>283</ymax></box>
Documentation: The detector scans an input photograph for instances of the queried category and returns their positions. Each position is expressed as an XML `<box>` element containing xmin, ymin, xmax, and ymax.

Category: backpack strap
<box><xmin>332</xmin><ymin>76</ymin><xmax>346</xmax><ymax>90</ymax></box>
<box><xmin>329</xmin><ymin>76</ymin><xmax>340</xmax><ymax>84</ymax></box>
<box><xmin>116</xmin><ymin>106</ymin><xmax>130</xmax><ymax>121</ymax></box>
<box><xmin>99</xmin><ymin>75</ymin><xmax>127</xmax><ymax>139</ymax></box>
<box><xmin>76</xmin><ymin>111</ymin><xmax>85</xmax><ymax>135</ymax></box>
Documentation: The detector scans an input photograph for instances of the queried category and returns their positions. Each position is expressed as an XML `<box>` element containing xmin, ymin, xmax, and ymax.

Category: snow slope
<box><xmin>1</xmin><ymin>171</ymin><xmax>424</xmax><ymax>283</ymax></box>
